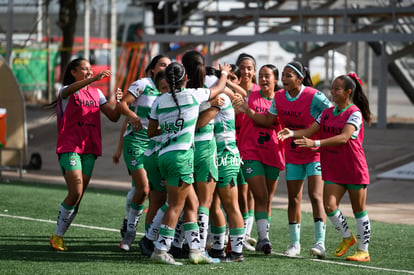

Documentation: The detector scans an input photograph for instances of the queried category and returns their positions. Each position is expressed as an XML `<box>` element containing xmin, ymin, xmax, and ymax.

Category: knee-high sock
<box><xmin>210</xmin><ymin>225</ymin><xmax>226</xmax><ymax>250</ymax></box>
<box><xmin>124</xmin><ymin>186</ymin><xmax>135</xmax><ymax>218</ymax></box>
<box><xmin>314</xmin><ymin>219</ymin><xmax>326</xmax><ymax>246</ymax></box>
<box><xmin>229</xmin><ymin>227</ymin><xmax>245</xmax><ymax>254</ymax></box>
<box><xmin>197</xmin><ymin>206</ymin><xmax>209</xmax><ymax>252</ymax></box>
<box><xmin>355</xmin><ymin>210</ymin><xmax>371</xmax><ymax>252</ymax></box>
<box><xmin>327</xmin><ymin>208</ymin><xmax>351</xmax><ymax>238</ymax></box>
<box><xmin>126</xmin><ymin>201</ymin><xmax>144</xmax><ymax>232</ymax></box>
<box><xmin>54</xmin><ymin>203</ymin><xmax>75</xmax><ymax>236</ymax></box>
<box><xmin>184</xmin><ymin>222</ymin><xmax>200</xmax><ymax>250</ymax></box>
<box><xmin>245</xmin><ymin>209</ymin><xmax>254</xmax><ymax>236</ymax></box>
<box><xmin>155</xmin><ymin>224</ymin><xmax>175</xmax><ymax>252</ymax></box>
<box><xmin>255</xmin><ymin>212</ymin><xmax>269</xmax><ymax>241</ymax></box>
<box><xmin>172</xmin><ymin>214</ymin><xmax>185</xmax><ymax>248</ymax></box>
<box><xmin>289</xmin><ymin>223</ymin><xmax>301</xmax><ymax>245</ymax></box>
<box><xmin>146</xmin><ymin>203</ymin><xmax>168</xmax><ymax>241</ymax></box>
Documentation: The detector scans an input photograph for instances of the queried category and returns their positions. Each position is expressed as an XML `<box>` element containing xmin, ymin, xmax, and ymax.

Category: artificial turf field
<box><xmin>1</xmin><ymin>180</ymin><xmax>413</xmax><ymax>274</ymax></box>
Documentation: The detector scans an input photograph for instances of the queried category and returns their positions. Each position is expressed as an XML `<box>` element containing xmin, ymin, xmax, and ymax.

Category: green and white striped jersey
<box><xmin>214</xmin><ymin>94</ymin><xmax>239</xmax><ymax>155</ymax></box>
<box><xmin>144</xmin><ymin>135</ymin><xmax>162</xmax><ymax>157</ymax></box>
<box><xmin>150</xmin><ymin>87</ymin><xmax>211</xmax><ymax>156</ymax></box>
<box><xmin>195</xmin><ymin>75</ymin><xmax>219</xmax><ymax>142</ymax></box>
<box><xmin>125</xmin><ymin>77</ymin><xmax>161</xmax><ymax>141</ymax></box>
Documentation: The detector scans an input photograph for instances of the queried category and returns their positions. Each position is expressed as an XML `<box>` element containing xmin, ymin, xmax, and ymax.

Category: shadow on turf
<box><xmin>0</xmin><ymin>235</ymin><xmax>154</xmax><ymax>263</ymax></box>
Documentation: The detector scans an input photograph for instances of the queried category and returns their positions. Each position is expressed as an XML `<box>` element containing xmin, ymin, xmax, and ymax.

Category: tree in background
<box><xmin>56</xmin><ymin>0</ymin><xmax>77</xmax><ymax>82</ymax></box>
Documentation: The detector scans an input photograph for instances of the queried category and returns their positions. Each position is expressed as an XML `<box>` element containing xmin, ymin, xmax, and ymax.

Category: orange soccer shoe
<box><xmin>346</xmin><ymin>250</ymin><xmax>371</xmax><ymax>262</ymax></box>
<box><xmin>334</xmin><ymin>233</ymin><xmax>357</xmax><ymax>257</ymax></box>
<box><xmin>50</xmin><ymin>233</ymin><xmax>68</xmax><ymax>251</ymax></box>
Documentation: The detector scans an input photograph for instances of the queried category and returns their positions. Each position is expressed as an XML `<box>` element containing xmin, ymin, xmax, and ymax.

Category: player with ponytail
<box><xmin>278</xmin><ymin>72</ymin><xmax>372</xmax><ymax>262</ymax></box>
<box><xmin>147</xmin><ymin>61</ymin><xmax>232</xmax><ymax>265</ymax></box>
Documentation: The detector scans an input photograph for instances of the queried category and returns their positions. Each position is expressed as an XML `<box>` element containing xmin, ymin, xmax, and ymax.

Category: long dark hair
<box><xmin>182</xmin><ymin>50</ymin><xmax>206</xmax><ymax>89</ymax></box>
<box><xmin>45</xmin><ymin>57</ymin><xmax>88</xmax><ymax>111</ymax></box>
<box><xmin>144</xmin><ymin>54</ymin><xmax>170</xmax><ymax>79</ymax></box>
<box><xmin>165</xmin><ymin>62</ymin><xmax>186</xmax><ymax>116</ymax></box>
<box><xmin>336</xmin><ymin>74</ymin><xmax>372</xmax><ymax>125</ymax></box>
<box><xmin>285</xmin><ymin>61</ymin><xmax>313</xmax><ymax>87</ymax></box>
<box><xmin>260</xmin><ymin>64</ymin><xmax>280</xmax><ymax>91</ymax></box>
<box><xmin>62</xmin><ymin>57</ymin><xmax>87</xmax><ymax>86</ymax></box>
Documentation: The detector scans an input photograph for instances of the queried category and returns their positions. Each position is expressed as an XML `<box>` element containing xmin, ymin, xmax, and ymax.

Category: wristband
<box><xmin>314</xmin><ymin>140</ymin><xmax>321</xmax><ymax>147</ymax></box>
<box><xmin>289</xmin><ymin>129</ymin><xmax>294</xmax><ymax>138</ymax></box>
<box><xmin>221</xmin><ymin>71</ymin><xmax>228</xmax><ymax>77</ymax></box>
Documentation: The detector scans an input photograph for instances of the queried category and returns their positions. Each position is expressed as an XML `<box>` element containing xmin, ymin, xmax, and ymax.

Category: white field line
<box><xmin>1</xmin><ymin>213</ymin><xmax>413</xmax><ymax>273</ymax></box>
<box><xmin>0</xmin><ymin>213</ymin><xmax>144</xmax><ymax>236</ymax></box>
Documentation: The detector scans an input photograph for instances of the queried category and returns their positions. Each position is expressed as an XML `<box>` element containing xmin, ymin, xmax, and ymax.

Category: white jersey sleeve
<box><xmin>98</xmin><ymin>89</ymin><xmax>107</xmax><ymax>106</ymax></box>
<box><xmin>347</xmin><ymin>111</ymin><xmax>363</xmax><ymax>139</ymax></box>
<box><xmin>194</xmin><ymin>88</ymin><xmax>211</xmax><ymax>104</ymax></box>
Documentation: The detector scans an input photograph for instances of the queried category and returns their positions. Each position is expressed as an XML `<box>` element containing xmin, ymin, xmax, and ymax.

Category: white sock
<box><xmin>61</xmin><ymin>211</ymin><xmax>77</xmax><ymax>236</ymax></box>
<box><xmin>125</xmin><ymin>187</ymin><xmax>135</xmax><ymax>218</ymax></box>
<box><xmin>126</xmin><ymin>207</ymin><xmax>143</xmax><ymax>233</ymax></box>
<box><xmin>146</xmin><ymin>204</ymin><xmax>167</xmax><ymax>241</ymax></box>
<box><xmin>184</xmin><ymin>222</ymin><xmax>201</xmax><ymax>250</ymax></box>
<box><xmin>198</xmin><ymin>212</ymin><xmax>209</xmax><ymax>252</ymax></box>
<box><xmin>155</xmin><ymin>224</ymin><xmax>174</xmax><ymax>251</ymax></box>
<box><xmin>211</xmin><ymin>231</ymin><xmax>225</xmax><ymax>250</ymax></box>
<box><xmin>54</xmin><ymin>204</ymin><xmax>75</xmax><ymax>236</ymax></box>
<box><xmin>256</xmin><ymin>219</ymin><xmax>269</xmax><ymax>241</ymax></box>
<box><xmin>246</xmin><ymin>215</ymin><xmax>254</xmax><ymax>237</ymax></box>
<box><xmin>229</xmin><ymin>227</ymin><xmax>245</xmax><ymax>254</ymax></box>
<box><xmin>172</xmin><ymin>215</ymin><xmax>184</xmax><ymax>248</ymax></box>
<box><xmin>328</xmin><ymin>209</ymin><xmax>351</xmax><ymax>238</ymax></box>
<box><xmin>356</xmin><ymin>214</ymin><xmax>371</xmax><ymax>251</ymax></box>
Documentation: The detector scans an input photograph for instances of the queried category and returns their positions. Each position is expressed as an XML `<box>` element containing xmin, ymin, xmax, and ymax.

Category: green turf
<box><xmin>0</xmin><ymin>180</ymin><xmax>413</xmax><ymax>274</ymax></box>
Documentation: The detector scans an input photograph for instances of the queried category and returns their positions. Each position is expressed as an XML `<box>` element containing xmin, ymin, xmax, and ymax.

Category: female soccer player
<box><xmin>117</xmin><ymin>54</ymin><xmax>171</xmax><ymax>251</ymax></box>
<box><xmin>237</xmin><ymin>64</ymin><xmax>285</xmax><ymax>255</ymax></box>
<box><xmin>278</xmin><ymin>73</ymin><xmax>372</xmax><ymax>262</ymax></box>
<box><xmin>50</xmin><ymin>58</ymin><xmax>120</xmax><ymax>251</ymax></box>
<box><xmin>233</xmin><ymin>61</ymin><xmax>331</xmax><ymax>258</ymax></box>
<box><xmin>235</xmin><ymin>53</ymin><xmax>260</xmax><ymax>246</ymax></box>
<box><xmin>147</xmin><ymin>61</ymin><xmax>232</xmax><ymax>265</ymax></box>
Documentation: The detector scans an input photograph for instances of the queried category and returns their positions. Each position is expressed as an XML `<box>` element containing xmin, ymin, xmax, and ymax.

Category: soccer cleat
<box><xmin>50</xmin><ymin>234</ymin><xmax>68</xmax><ymax>251</ymax></box>
<box><xmin>242</xmin><ymin>238</ymin><xmax>256</xmax><ymax>251</ymax></box>
<box><xmin>334</xmin><ymin>233</ymin><xmax>357</xmax><ymax>257</ymax></box>
<box><xmin>202</xmin><ymin>251</ymin><xmax>220</xmax><ymax>263</ymax></box>
<box><xmin>284</xmin><ymin>244</ymin><xmax>301</xmax><ymax>257</ymax></box>
<box><xmin>119</xmin><ymin>230</ymin><xmax>136</xmax><ymax>252</ymax></box>
<box><xmin>208</xmin><ymin>248</ymin><xmax>226</xmax><ymax>259</ymax></box>
<box><xmin>310</xmin><ymin>243</ymin><xmax>326</xmax><ymax>259</ymax></box>
<box><xmin>189</xmin><ymin>249</ymin><xmax>219</xmax><ymax>264</ymax></box>
<box><xmin>346</xmin><ymin>250</ymin><xmax>370</xmax><ymax>262</ymax></box>
<box><xmin>255</xmin><ymin>238</ymin><xmax>272</xmax><ymax>255</ymax></box>
<box><xmin>151</xmin><ymin>248</ymin><xmax>183</xmax><ymax>265</ymax></box>
<box><xmin>139</xmin><ymin>236</ymin><xmax>154</xmax><ymax>257</ymax></box>
<box><xmin>120</xmin><ymin>218</ymin><xmax>127</xmax><ymax>238</ymax></box>
<box><xmin>169</xmin><ymin>245</ymin><xmax>189</xmax><ymax>259</ymax></box>
<box><xmin>221</xmin><ymin>251</ymin><xmax>245</xmax><ymax>263</ymax></box>
<box><xmin>245</xmin><ymin>234</ymin><xmax>257</xmax><ymax>247</ymax></box>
